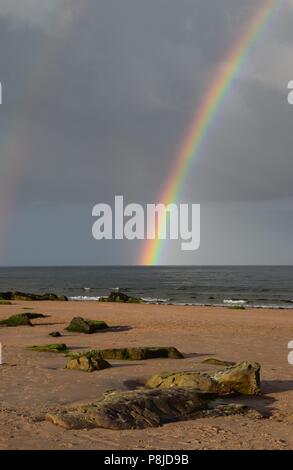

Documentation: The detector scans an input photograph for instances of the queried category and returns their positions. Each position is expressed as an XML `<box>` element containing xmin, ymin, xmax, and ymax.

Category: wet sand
<box><xmin>0</xmin><ymin>301</ymin><xmax>292</xmax><ymax>450</ymax></box>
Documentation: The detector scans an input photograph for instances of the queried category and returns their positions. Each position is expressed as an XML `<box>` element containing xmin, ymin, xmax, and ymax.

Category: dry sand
<box><xmin>0</xmin><ymin>301</ymin><xmax>292</xmax><ymax>450</ymax></box>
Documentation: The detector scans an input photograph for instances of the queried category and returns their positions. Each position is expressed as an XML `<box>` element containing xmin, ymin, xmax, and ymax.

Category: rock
<box><xmin>46</xmin><ymin>387</ymin><xmax>262</xmax><ymax>430</ymax></box>
<box><xmin>228</xmin><ymin>305</ymin><xmax>246</xmax><ymax>310</ymax></box>
<box><xmin>213</xmin><ymin>361</ymin><xmax>261</xmax><ymax>396</ymax></box>
<box><xmin>49</xmin><ymin>331</ymin><xmax>62</xmax><ymax>338</ymax></box>
<box><xmin>146</xmin><ymin>370</ymin><xmax>218</xmax><ymax>392</ymax></box>
<box><xmin>99</xmin><ymin>290</ymin><xmax>141</xmax><ymax>303</ymax></box>
<box><xmin>0</xmin><ymin>312</ymin><xmax>50</xmax><ymax>327</ymax></box>
<box><xmin>20</xmin><ymin>312</ymin><xmax>48</xmax><ymax>320</ymax></box>
<box><xmin>146</xmin><ymin>361</ymin><xmax>261</xmax><ymax>396</ymax></box>
<box><xmin>0</xmin><ymin>314</ymin><xmax>32</xmax><ymax>327</ymax></box>
<box><xmin>198</xmin><ymin>403</ymin><xmax>263</xmax><ymax>420</ymax></box>
<box><xmin>66</xmin><ymin>351</ymin><xmax>111</xmax><ymax>372</ymax></box>
<box><xmin>0</xmin><ymin>291</ymin><xmax>68</xmax><ymax>301</ymax></box>
<box><xmin>96</xmin><ymin>347</ymin><xmax>184</xmax><ymax>360</ymax></box>
<box><xmin>65</xmin><ymin>317</ymin><xmax>109</xmax><ymax>334</ymax></box>
<box><xmin>29</xmin><ymin>343</ymin><xmax>68</xmax><ymax>353</ymax></box>
<box><xmin>202</xmin><ymin>358</ymin><xmax>236</xmax><ymax>367</ymax></box>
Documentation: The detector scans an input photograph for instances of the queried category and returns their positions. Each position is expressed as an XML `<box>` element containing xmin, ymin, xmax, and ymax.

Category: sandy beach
<box><xmin>0</xmin><ymin>300</ymin><xmax>292</xmax><ymax>450</ymax></box>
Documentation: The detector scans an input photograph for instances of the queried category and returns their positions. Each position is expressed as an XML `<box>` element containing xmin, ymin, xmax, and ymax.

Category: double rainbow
<box><xmin>140</xmin><ymin>0</ymin><xmax>279</xmax><ymax>266</ymax></box>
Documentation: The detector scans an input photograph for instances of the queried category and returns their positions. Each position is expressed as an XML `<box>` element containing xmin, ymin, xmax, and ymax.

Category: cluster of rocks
<box><xmin>0</xmin><ymin>291</ymin><xmax>68</xmax><ymax>301</ymax></box>
<box><xmin>65</xmin><ymin>347</ymin><xmax>184</xmax><ymax>372</ymax></box>
<box><xmin>23</xmin><ymin>317</ymin><xmax>111</xmax><ymax>353</ymax></box>
<box><xmin>0</xmin><ymin>313</ymin><xmax>109</xmax><ymax>336</ymax></box>
<box><xmin>0</xmin><ymin>289</ymin><xmax>142</xmax><ymax>304</ymax></box>
<box><xmin>0</xmin><ymin>295</ymin><xmax>265</xmax><ymax>431</ymax></box>
<box><xmin>99</xmin><ymin>290</ymin><xmax>142</xmax><ymax>303</ymax></box>
<box><xmin>46</xmin><ymin>361</ymin><xmax>262</xmax><ymax>430</ymax></box>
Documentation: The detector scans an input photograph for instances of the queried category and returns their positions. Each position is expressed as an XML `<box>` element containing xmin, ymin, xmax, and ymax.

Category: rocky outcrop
<box><xmin>99</xmin><ymin>290</ymin><xmax>141</xmax><ymax>303</ymax></box>
<box><xmin>96</xmin><ymin>347</ymin><xmax>184</xmax><ymax>360</ymax></box>
<box><xmin>146</xmin><ymin>361</ymin><xmax>261</xmax><ymax>396</ymax></box>
<box><xmin>66</xmin><ymin>351</ymin><xmax>111</xmax><ymax>372</ymax></box>
<box><xmin>46</xmin><ymin>387</ymin><xmax>262</xmax><ymax>430</ymax></box>
<box><xmin>29</xmin><ymin>343</ymin><xmax>68</xmax><ymax>353</ymax></box>
<box><xmin>0</xmin><ymin>314</ymin><xmax>32</xmax><ymax>327</ymax></box>
<box><xmin>0</xmin><ymin>291</ymin><xmax>68</xmax><ymax>301</ymax></box>
<box><xmin>65</xmin><ymin>317</ymin><xmax>109</xmax><ymax>334</ymax></box>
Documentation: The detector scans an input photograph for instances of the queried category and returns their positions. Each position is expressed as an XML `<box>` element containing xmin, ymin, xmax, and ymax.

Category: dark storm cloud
<box><xmin>0</xmin><ymin>0</ymin><xmax>292</xmax><ymax>264</ymax></box>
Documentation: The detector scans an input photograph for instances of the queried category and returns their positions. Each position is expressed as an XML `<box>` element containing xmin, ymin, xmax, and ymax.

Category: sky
<box><xmin>0</xmin><ymin>0</ymin><xmax>292</xmax><ymax>265</ymax></box>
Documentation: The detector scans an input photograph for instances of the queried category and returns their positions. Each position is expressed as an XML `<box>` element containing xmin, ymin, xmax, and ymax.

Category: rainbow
<box><xmin>140</xmin><ymin>0</ymin><xmax>279</xmax><ymax>266</ymax></box>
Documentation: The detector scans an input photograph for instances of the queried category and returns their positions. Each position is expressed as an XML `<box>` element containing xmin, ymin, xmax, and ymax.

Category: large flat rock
<box><xmin>96</xmin><ymin>346</ymin><xmax>184</xmax><ymax>360</ymax></box>
<box><xmin>146</xmin><ymin>361</ymin><xmax>261</xmax><ymax>396</ymax></box>
<box><xmin>46</xmin><ymin>387</ymin><xmax>261</xmax><ymax>430</ymax></box>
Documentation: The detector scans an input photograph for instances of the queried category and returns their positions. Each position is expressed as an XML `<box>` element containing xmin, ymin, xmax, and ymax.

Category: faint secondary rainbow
<box><xmin>0</xmin><ymin>3</ymin><xmax>85</xmax><ymax>256</ymax></box>
<box><xmin>140</xmin><ymin>0</ymin><xmax>279</xmax><ymax>266</ymax></box>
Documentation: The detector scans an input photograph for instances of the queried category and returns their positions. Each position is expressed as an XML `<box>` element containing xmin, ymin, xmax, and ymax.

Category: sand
<box><xmin>0</xmin><ymin>301</ymin><xmax>292</xmax><ymax>450</ymax></box>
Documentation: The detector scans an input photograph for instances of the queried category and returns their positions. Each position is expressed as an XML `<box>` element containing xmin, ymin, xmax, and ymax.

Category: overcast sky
<box><xmin>0</xmin><ymin>0</ymin><xmax>292</xmax><ymax>265</ymax></box>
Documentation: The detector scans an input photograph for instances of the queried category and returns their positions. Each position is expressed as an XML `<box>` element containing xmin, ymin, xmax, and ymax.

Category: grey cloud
<box><xmin>0</xmin><ymin>0</ymin><xmax>78</xmax><ymax>35</ymax></box>
<box><xmin>0</xmin><ymin>0</ymin><xmax>292</xmax><ymax>264</ymax></box>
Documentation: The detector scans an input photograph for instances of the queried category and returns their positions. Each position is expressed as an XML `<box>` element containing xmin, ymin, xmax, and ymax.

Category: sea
<box><xmin>0</xmin><ymin>266</ymin><xmax>292</xmax><ymax>309</ymax></box>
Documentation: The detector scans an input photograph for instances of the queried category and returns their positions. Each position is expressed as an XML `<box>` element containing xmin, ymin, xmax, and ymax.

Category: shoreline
<box><xmin>69</xmin><ymin>296</ymin><xmax>293</xmax><ymax>309</ymax></box>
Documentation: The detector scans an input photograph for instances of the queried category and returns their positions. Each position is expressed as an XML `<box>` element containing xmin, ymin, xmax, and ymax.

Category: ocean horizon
<box><xmin>1</xmin><ymin>265</ymin><xmax>292</xmax><ymax>309</ymax></box>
